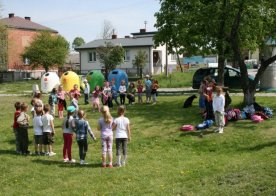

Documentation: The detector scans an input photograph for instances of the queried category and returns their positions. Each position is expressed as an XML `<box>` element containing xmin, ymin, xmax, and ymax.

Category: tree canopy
<box><xmin>22</xmin><ymin>31</ymin><xmax>69</xmax><ymax>72</ymax></box>
<box><xmin>155</xmin><ymin>0</ymin><xmax>276</xmax><ymax>104</ymax></box>
<box><xmin>132</xmin><ymin>50</ymin><xmax>147</xmax><ymax>69</ymax></box>
<box><xmin>0</xmin><ymin>22</ymin><xmax>7</xmax><ymax>71</ymax></box>
<box><xmin>96</xmin><ymin>42</ymin><xmax>125</xmax><ymax>78</ymax></box>
<box><xmin>72</xmin><ymin>37</ymin><xmax>85</xmax><ymax>49</ymax></box>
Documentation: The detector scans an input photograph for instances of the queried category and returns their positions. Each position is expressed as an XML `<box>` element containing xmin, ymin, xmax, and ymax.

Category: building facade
<box><xmin>0</xmin><ymin>13</ymin><xmax>58</xmax><ymax>79</ymax></box>
<box><xmin>76</xmin><ymin>29</ymin><xmax>181</xmax><ymax>76</ymax></box>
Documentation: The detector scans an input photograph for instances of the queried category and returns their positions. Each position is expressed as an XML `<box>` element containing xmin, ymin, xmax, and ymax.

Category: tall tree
<box><xmin>132</xmin><ymin>50</ymin><xmax>147</xmax><ymax>77</ymax></box>
<box><xmin>229</xmin><ymin>0</ymin><xmax>276</xmax><ymax>104</ymax></box>
<box><xmin>155</xmin><ymin>0</ymin><xmax>276</xmax><ymax>104</ymax></box>
<box><xmin>0</xmin><ymin>21</ymin><xmax>8</xmax><ymax>71</ymax></box>
<box><xmin>100</xmin><ymin>20</ymin><xmax>116</xmax><ymax>39</ymax></box>
<box><xmin>96</xmin><ymin>42</ymin><xmax>125</xmax><ymax>79</ymax></box>
<box><xmin>22</xmin><ymin>31</ymin><xmax>69</xmax><ymax>72</ymax></box>
<box><xmin>72</xmin><ymin>37</ymin><xmax>85</xmax><ymax>49</ymax></box>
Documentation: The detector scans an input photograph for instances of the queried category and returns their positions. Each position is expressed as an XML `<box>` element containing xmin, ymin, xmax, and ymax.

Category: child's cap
<box><xmin>67</xmin><ymin>106</ymin><xmax>76</xmax><ymax>113</ymax></box>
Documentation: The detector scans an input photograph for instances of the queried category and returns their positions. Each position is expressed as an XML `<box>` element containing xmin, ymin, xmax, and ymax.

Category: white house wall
<box><xmin>80</xmin><ymin>46</ymin><xmax>152</xmax><ymax>75</ymax></box>
<box><xmin>79</xmin><ymin>45</ymin><xmax>182</xmax><ymax>75</ymax></box>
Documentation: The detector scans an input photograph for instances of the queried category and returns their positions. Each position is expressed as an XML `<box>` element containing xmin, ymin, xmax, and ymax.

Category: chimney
<box><xmin>25</xmin><ymin>16</ymin><xmax>31</xmax><ymax>21</ymax></box>
<box><xmin>9</xmin><ymin>13</ymin><xmax>15</xmax><ymax>18</ymax></box>
<box><xmin>140</xmin><ymin>29</ymin><xmax>146</xmax><ymax>33</ymax></box>
<box><xmin>125</xmin><ymin>35</ymin><xmax>130</xmax><ymax>38</ymax></box>
<box><xmin>112</xmin><ymin>34</ymin><xmax>117</xmax><ymax>39</ymax></box>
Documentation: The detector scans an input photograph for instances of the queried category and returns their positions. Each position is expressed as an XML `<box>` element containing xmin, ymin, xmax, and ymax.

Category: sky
<box><xmin>1</xmin><ymin>0</ymin><xmax>160</xmax><ymax>44</ymax></box>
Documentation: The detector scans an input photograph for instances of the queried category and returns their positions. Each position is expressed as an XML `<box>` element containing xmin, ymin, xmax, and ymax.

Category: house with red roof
<box><xmin>0</xmin><ymin>13</ymin><xmax>58</xmax><ymax>80</ymax></box>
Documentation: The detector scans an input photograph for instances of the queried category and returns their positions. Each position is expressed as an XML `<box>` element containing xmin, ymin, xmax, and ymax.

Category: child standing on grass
<box><xmin>102</xmin><ymin>81</ymin><xmax>113</xmax><ymax>108</ymax></box>
<box><xmin>137</xmin><ymin>80</ymin><xmax>143</xmax><ymax>104</ymax></box>
<box><xmin>83</xmin><ymin>79</ymin><xmax>90</xmax><ymax>105</ymax></box>
<box><xmin>49</xmin><ymin>88</ymin><xmax>58</xmax><ymax>117</ymax></box>
<box><xmin>213</xmin><ymin>87</ymin><xmax>225</xmax><ymax>133</ymax></box>
<box><xmin>16</xmin><ymin>102</ymin><xmax>30</xmax><ymax>155</ymax></box>
<box><xmin>98</xmin><ymin>106</ymin><xmax>114</xmax><ymax>168</ymax></box>
<box><xmin>91</xmin><ymin>85</ymin><xmax>102</xmax><ymax>112</ymax></box>
<box><xmin>204</xmin><ymin>80</ymin><xmax>216</xmax><ymax>120</ymax></box>
<box><xmin>145</xmin><ymin>75</ymin><xmax>152</xmax><ymax>103</ymax></box>
<box><xmin>151</xmin><ymin>79</ymin><xmax>159</xmax><ymax>105</ymax></box>
<box><xmin>57</xmin><ymin>85</ymin><xmax>68</xmax><ymax>119</ymax></box>
<box><xmin>13</xmin><ymin>101</ymin><xmax>21</xmax><ymax>154</ymax></box>
<box><xmin>69</xmin><ymin>84</ymin><xmax>81</xmax><ymax>100</ymax></box>
<box><xmin>113</xmin><ymin>106</ymin><xmax>131</xmax><ymax>167</ymax></box>
<box><xmin>62</xmin><ymin>106</ymin><xmax>76</xmax><ymax>163</ymax></box>
<box><xmin>33</xmin><ymin>103</ymin><xmax>43</xmax><ymax>155</ymax></box>
<box><xmin>111</xmin><ymin>80</ymin><xmax>119</xmax><ymax>106</ymax></box>
<box><xmin>72</xmin><ymin>110</ymin><xmax>96</xmax><ymax>165</ymax></box>
<box><xmin>42</xmin><ymin>104</ymin><xmax>56</xmax><ymax>156</ymax></box>
<box><xmin>198</xmin><ymin>80</ymin><xmax>207</xmax><ymax>114</ymax></box>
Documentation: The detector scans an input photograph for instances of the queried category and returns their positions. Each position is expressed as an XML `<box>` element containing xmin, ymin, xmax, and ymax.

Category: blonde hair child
<box><xmin>97</xmin><ymin>106</ymin><xmax>114</xmax><ymax>168</ymax></box>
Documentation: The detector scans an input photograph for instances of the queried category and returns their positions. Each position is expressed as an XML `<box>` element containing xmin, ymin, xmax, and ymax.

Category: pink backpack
<box><xmin>251</xmin><ymin>115</ymin><xmax>263</xmax><ymax>123</ymax></box>
<box><xmin>180</xmin><ymin>125</ymin><xmax>194</xmax><ymax>131</ymax></box>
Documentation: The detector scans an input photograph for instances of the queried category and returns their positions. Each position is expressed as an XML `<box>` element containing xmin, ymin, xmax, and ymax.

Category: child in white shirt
<box><xmin>113</xmin><ymin>106</ymin><xmax>131</xmax><ymax>167</ymax></box>
<box><xmin>42</xmin><ymin>104</ymin><xmax>56</xmax><ymax>156</ymax></box>
<box><xmin>33</xmin><ymin>103</ymin><xmax>43</xmax><ymax>155</ymax></box>
<box><xmin>212</xmin><ymin>87</ymin><xmax>225</xmax><ymax>133</ymax></box>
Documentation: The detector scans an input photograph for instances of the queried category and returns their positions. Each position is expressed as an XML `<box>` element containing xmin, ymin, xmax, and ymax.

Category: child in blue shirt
<box><xmin>72</xmin><ymin>110</ymin><xmax>96</xmax><ymax>165</ymax></box>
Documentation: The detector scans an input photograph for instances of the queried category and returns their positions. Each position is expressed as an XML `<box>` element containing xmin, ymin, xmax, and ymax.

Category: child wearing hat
<box><xmin>62</xmin><ymin>106</ymin><xmax>76</xmax><ymax>163</ymax></box>
<box><xmin>83</xmin><ymin>79</ymin><xmax>90</xmax><ymax>105</ymax></box>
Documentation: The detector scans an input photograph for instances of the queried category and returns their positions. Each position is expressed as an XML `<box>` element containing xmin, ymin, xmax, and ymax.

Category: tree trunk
<box><xmin>45</xmin><ymin>66</ymin><xmax>49</xmax><ymax>73</ymax></box>
<box><xmin>216</xmin><ymin>0</ymin><xmax>228</xmax><ymax>86</ymax></box>
<box><xmin>243</xmin><ymin>86</ymin><xmax>256</xmax><ymax>105</ymax></box>
<box><xmin>217</xmin><ymin>55</ymin><xmax>225</xmax><ymax>86</ymax></box>
<box><xmin>175</xmin><ymin>48</ymin><xmax>183</xmax><ymax>72</ymax></box>
<box><xmin>229</xmin><ymin>2</ymin><xmax>257</xmax><ymax>105</ymax></box>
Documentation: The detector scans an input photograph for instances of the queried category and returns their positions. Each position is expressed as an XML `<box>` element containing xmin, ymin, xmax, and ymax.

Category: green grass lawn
<box><xmin>0</xmin><ymin>94</ymin><xmax>275</xmax><ymax>195</ymax></box>
<box><xmin>154</xmin><ymin>70</ymin><xmax>195</xmax><ymax>88</ymax></box>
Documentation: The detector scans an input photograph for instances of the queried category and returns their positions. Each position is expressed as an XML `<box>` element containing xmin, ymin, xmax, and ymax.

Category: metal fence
<box><xmin>0</xmin><ymin>71</ymin><xmax>32</xmax><ymax>83</ymax></box>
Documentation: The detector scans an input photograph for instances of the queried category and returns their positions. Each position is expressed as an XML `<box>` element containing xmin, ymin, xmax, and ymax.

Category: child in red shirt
<box><xmin>13</xmin><ymin>102</ymin><xmax>21</xmax><ymax>154</ymax></box>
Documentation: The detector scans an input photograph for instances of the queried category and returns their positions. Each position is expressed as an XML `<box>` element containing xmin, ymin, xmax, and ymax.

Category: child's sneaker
<box><xmin>102</xmin><ymin>163</ymin><xmax>106</xmax><ymax>168</ymax></box>
<box><xmin>48</xmin><ymin>152</ymin><xmax>56</xmax><ymax>156</ymax></box>
<box><xmin>108</xmin><ymin>163</ymin><xmax>113</xmax><ymax>168</ymax></box>
<box><xmin>115</xmin><ymin>162</ymin><xmax>121</xmax><ymax>167</ymax></box>
<box><xmin>219</xmin><ymin>128</ymin><xmax>224</xmax><ymax>134</ymax></box>
<box><xmin>121</xmin><ymin>161</ymin><xmax>126</xmax><ymax>166</ymax></box>
<box><xmin>80</xmin><ymin>160</ymin><xmax>88</xmax><ymax>165</ymax></box>
<box><xmin>63</xmin><ymin>158</ymin><xmax>69</xmax><ymax>163</ymax></box>
<box><xmin>69</xmin><ymin>159</ymin><xmax>76</xmax><ymax>163</ymax></box>
<box><xmin>44</xmin><ymin>152</ymin><xmax>49</xmax><ymax>156</ymax></box>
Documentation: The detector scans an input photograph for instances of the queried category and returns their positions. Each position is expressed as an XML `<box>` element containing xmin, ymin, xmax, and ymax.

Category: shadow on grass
<box><xmin>180</xmin><ymin>129</ymin><xmax>216</xmax><ymax>137</ymax></box>
<box><xmin>32</xmin><ymin>159</ymin><xmax>101</xmax><ymax>168</ymax></box>
<box><xmin>0</xmin><ymin>149</ymin><xmax>18</xmax><ymax>156</ymax></box>
<box><xmin>240</xmin><ymin>141</ymin><xmax>276</xmax><ymax>151</ymax></box>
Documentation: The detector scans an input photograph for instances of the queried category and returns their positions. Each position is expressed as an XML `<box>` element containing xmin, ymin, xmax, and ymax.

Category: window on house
<box><xmin>23</xmin><ymin>57</ymin><xmax>29</xmax><ymax>65</ymax></box>
<box><xmin>88</xmin><ymin>51</ymin><xmax>97</xmax><ymax>62</ymax></box>
<box><xmin>171</xmin><ymin>54</ymin><xmax>177</xmax><ymax>61</ymax></box>
<box><xmin>124</xmin><ymin>50</ymin><xmax>130</xmax><ymax>61</ymax></box>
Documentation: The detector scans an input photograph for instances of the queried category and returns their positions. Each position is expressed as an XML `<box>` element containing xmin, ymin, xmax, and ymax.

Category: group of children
<box><xmin>13</xmin><ymin>101</ymin><xmax>56</xmax><ymax>156</ymax></box>
<box><xmin>198</xmin><ymin>76</ymin><xmax>225</xmax><ymax>133</ymax></box>
<box><xmin>90</xmin><ymin>75</ymin><xmax>160</xmax><ymax>112</ymax></box>
<box><xmin>13</xmin><ymin>86</ymin><xmax>131</xmax><ymax>167</ymax></box>
<box><xmin>12</xmin><ymin>74</ymin><xmax>161</xmax><ymax>166</ymax></box>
